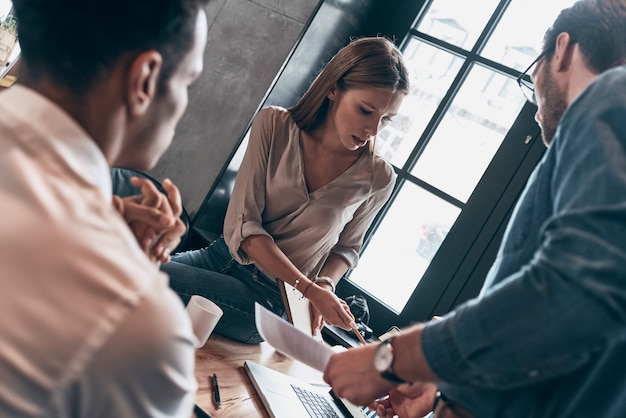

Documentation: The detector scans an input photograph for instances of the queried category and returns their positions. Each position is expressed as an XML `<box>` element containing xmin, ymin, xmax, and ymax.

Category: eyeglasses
<box><xmin>516</xmin><ymin>50</ymin><xmax>549</xmax><ymax>105</ymax></box>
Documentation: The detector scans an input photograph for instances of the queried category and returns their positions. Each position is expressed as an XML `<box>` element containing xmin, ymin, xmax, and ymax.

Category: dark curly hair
<box><xmin>12</xmin><ymin>0</ymin><xmax>209</xmax><ymax>94</ymax></box>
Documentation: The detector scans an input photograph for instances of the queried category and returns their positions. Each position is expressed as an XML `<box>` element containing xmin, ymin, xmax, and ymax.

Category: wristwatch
<box><xmin>373</xmin><ymin>337</ymin><xmax>406</xmax><ymax>384</ymax></box>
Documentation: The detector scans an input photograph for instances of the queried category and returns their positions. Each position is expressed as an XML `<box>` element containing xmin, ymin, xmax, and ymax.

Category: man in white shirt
<box><xmin>0</xmin><ymin>0</ymin><xmax>209</xmax><ymax>416</ymax></box>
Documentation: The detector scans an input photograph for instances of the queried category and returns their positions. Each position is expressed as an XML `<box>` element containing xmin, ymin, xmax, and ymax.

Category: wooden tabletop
<box><xmin>194</xmin><ymin>332</ymin><xmax>324</xmax><ymax>417</ymax></box>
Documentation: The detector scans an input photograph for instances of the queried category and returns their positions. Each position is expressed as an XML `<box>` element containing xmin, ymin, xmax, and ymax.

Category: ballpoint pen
<box><xmin>212</xmin><ymin>373</ymin><xmax>221</xmax><ymax>409</ymax></box>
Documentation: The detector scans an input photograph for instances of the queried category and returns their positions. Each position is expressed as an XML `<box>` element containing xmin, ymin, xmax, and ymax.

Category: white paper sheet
<box><xmin>255</xmin><ymin>303</ymin><xmax>334</xmax><ymax>372</ymax></box>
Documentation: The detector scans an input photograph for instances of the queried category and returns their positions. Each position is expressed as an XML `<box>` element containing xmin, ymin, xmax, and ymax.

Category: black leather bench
<box><xmin>184</xmin><ymin>167</ymin><xmax>238</xmax><ymax>250</ymax></box>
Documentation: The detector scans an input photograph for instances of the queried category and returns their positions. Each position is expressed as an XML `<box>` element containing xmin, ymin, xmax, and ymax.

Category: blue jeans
<box><xmin>162</xmin><ymin>236</ymin><xmax>286</xmax><ymax>344</ymax></box>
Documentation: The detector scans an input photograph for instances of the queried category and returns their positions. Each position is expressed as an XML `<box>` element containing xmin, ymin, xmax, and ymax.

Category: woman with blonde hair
<box><xmin>163</xmin><ymin>36</ymin><xmax>410</xmax><ymax>344</ymax></box>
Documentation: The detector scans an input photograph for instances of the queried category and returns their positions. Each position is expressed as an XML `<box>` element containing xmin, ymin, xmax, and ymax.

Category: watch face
<box><xmin>374</xmin><ymin>342</ymin><xmax>393</xmax><ymax>372</ymax></box>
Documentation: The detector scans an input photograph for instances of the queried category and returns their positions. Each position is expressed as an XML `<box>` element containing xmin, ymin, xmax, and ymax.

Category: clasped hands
<box><xmin>112</xmin><ymin>176</ymin><xmax>185</xmax><ymax>264</ymax></box>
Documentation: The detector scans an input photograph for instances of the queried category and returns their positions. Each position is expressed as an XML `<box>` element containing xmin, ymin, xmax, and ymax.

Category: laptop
<box><xmin>244</xmin><ymin>360</ymin><xmax>378</xmax><ymax>418</ymax></box>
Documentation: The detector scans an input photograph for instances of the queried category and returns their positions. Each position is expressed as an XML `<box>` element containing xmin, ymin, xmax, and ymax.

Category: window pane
<box><xmin>0</xmin><ymin>0</ymin><xmax>11</xmax><ymax>18</ymax></box>
<box><xmin>411</xmin><ymin>64</ymin><xmax>526</xmax><ymax>202</ymax></box>
<box><xmin>416</xmin><ymin>0</ymin><xmax>500</xmax><ymax>50</ymax></box>
<box><xmin>350</xmin><ymin>183</ymin><xmax>461</xmax><ymax>313</ymax></box>
<box><xmin>377</xmin><ymin>39</ymin><xmax>464</xmax><ymax>168</ymax></box>
<box><xmin>481</xmin><ymin>0</ymin><xmax>578</xmax><ymax>70</ymax></box>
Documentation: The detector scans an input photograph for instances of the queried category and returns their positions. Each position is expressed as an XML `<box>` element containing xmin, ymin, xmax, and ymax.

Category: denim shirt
<box><xmin>422</xmin><ymin>66</ymin><xmax>626</xmax><ymax>417</ymax></box>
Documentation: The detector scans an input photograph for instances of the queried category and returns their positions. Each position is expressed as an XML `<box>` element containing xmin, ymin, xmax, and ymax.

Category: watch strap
<box><xmin>380</xmin><ymin>369</ymin><xmax>407</xmax><ymax>384</ymax></box>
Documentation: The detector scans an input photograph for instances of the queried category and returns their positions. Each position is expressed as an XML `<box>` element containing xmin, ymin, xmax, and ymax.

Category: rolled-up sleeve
<box><xmin>223</xmin><ymin>108</ymin><xmax>275</xmax><ymax>264</ymax></box>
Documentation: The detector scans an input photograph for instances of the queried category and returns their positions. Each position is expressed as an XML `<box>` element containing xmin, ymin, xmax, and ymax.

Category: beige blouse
<box><xmin>223</xmin><ymin>106</ymin><xmax>396</xmax><ymax>278</ymax></box>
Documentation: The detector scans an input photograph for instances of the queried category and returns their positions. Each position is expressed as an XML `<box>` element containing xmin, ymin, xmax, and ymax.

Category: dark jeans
<box><xmin>162</xmin><ymin>236</ymin><xmax>286</xmax><ymax>344</ymax></box>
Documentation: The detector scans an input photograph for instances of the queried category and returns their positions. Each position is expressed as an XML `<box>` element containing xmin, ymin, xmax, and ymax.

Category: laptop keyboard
<box><xmin>291</xmin><ymin>384</ymin><xmax>341</xmax><ymax>418</ymax></box>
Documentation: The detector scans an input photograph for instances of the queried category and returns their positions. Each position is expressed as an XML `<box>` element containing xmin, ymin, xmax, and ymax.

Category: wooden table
<box><xmin>193</xmin><ymin>333</ymin><xmax>324</xmax><ymax>417</ymax></box>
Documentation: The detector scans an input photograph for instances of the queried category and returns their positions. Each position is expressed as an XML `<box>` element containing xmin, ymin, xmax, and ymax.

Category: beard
<box><xmin>537</xmin><ymin>63</ymin><xmax>568</xmax><ymax>146</ymax></box>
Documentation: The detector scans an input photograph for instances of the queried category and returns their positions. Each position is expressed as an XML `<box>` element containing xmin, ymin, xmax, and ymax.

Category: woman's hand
<box><xmin>307</xmin><ymin>285</ymin><xmax>354</xmax><ymax>333</ymax></box>
<box><xmin>112</xmin><ymin>177</ymin><xmax>185</xmax><ymax>263</ymax></box>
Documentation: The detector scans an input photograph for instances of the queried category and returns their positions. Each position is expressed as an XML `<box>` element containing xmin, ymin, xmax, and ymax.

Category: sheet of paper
<box><xmin>255</xmin><ymin>303</ymin><xmax>334</xmax><ymax>372</ymax></box>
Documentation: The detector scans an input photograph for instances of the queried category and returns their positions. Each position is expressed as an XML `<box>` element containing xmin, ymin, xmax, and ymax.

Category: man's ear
<box><xmin>126</xmin><ymin>51</ymin><xmax>163</xmax><ymax>117</ymax></box>
<box><xmin>553</xmin><ymin>32</ymin><xmax>574</xmax><ymax>73</ymax></box>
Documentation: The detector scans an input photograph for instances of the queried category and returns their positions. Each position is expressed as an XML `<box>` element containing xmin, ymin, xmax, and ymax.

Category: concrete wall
<box><xmin>150</xmin><ymin>0</ymin><xmax>321</xmax><ymax>218</ymax></box>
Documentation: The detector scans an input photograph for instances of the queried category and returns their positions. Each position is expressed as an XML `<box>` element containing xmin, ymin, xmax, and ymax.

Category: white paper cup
<box><xmin>185</xmin><ymin>295</ymin><xmax>223</xmax><ymax>348</ymax></box>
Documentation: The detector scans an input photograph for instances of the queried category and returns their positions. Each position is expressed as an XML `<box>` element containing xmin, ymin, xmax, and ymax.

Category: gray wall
<box><xmin>150</xmin><ymin>0</ymin><xmax>321</xmax><ymax>218</ymax></box>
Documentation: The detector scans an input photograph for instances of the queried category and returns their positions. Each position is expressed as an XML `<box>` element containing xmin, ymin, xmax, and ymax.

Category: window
<box><xmin>0</xmin><ymin>0</ymin><xmax>11</xmax><ymax>17</ymax></box>
<box><xmin>0</xmin><ymin>0</ymin><xmax>18</xmax><ymax>80</ymax></box>
<box><xmin>341</xmin><ymin>0</ymin><xmax>578</xmax><ymax>332</ymax></box>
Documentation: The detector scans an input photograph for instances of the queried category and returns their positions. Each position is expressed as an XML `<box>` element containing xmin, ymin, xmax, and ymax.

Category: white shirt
<box><xmin>0</xmin><ymin>86</ymin><xmax>197</xmax><ymax>417</ymax></box>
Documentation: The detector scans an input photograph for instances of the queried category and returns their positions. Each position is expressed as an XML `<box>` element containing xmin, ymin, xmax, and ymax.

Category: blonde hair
<box><xmin>289</xmin><ymin>36</ymin><xmax>410</xmax><ymax>146</ymax></box>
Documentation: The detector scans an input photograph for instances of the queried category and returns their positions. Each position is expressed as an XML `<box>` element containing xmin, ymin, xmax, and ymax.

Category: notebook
<box><xmin>244</xmin><ymin>360</ymin><xmax>378</xmax><ymax>418</ymax></box>
<box><xmin>278</xmin><ymin>280</ymin><xmax>321</xmax><ymax>340</ymax></box>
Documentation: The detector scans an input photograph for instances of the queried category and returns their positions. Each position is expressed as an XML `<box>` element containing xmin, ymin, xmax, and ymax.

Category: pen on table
<box><xmin>212</xmin><ymin>373</ymin><xmax>221</xmax><ymax>409</ymax></box>
<box><xmin>351</xmin><ymin>321</ymin><xmax>368</xmax><ymax>345</ymax></box>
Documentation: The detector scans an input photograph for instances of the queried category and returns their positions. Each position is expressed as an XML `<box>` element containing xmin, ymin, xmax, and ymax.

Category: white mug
<box><xmin>185</xmin><ymin>295</ymin><xmax>223</xmax><ymax>348</ymax></box>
